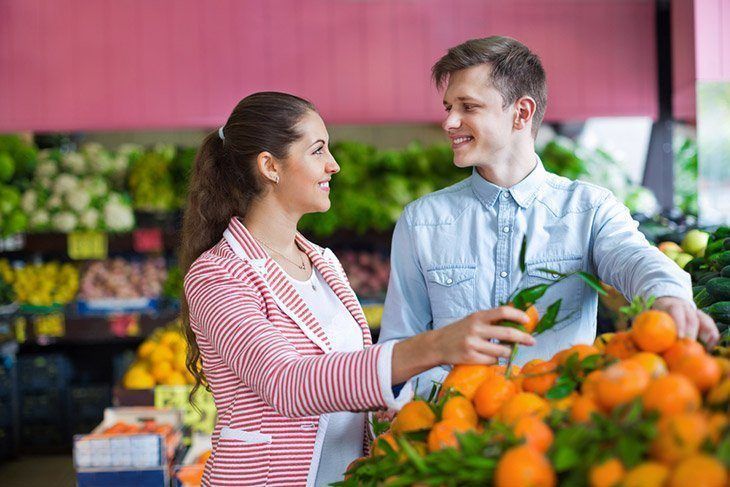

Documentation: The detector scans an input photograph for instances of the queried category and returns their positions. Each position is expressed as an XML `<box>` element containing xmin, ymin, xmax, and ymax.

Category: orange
<box><xmin>630</xmin><ymin>352</ymin><xmax>668</xmax><ymax>378</ymax></box>
<box><xmin>673</xmin><ymin>353</ymin><xmax>722</xmax><ymax>393</ymax></box>
<box><xmin>440</xmin><ymin>364</ymin><xmax>492</xmax><ymax>400</ymax></box>
<box><xmin>663</xmin><ymin>338</ymin><xmax>705</xmax><ymax>370</ymax></box>
<box><xmin>595</xmin><ymin>360</ymin><xmax>650</xmax><ymax>412</ymax></box>
<box><xmin>497</xmin><ymin>392</ymin><xmax>551</xmax><ymax>425</ymax></box>
<box><xmin>715</xmin><ymin>356</ymin><xmax>730</xmax><ymax>378</ymax></box>
<box><xmin>707</xmin><ymin>378</ymin><xmax>730</xmax><ymax>407</ymax></box>
<box><xmin>513</xmin><ymin>416</ymin><xmax>553</xmax><ymax>453</ymax></box>
<box><xmin>494</xmin><ymin>445</ymin><xmax>556</xmax><ymax>487</ymax></box>
<box><xmin>707</xmin><ymin>412</ymin><xmax>729</xmax><ymax>445</ymax></box>
<box><xmin>593</xmin><ymin>333</ymin><xmax>615</xmax><ymax>353</ymax></box>
<box><xmin>668</xmin><ymin>454</ymin><xmax>727</xmax><ymax>487</ymax></box>
<box><xmin>650</xmin><ymin>412</ymin><xmax>708</xmax><ymax>464</ymax></box>
<box><xmin>473</xmin><ymin>374</ymin><xmax>518</xmax><ymax>419</ymax></box>
<box><xmin>570</xmin><ymin>395</ymin><xmax>601</xmax><ymax>423</ymax></box>
<box><xmin>581</xmin><ymin>369</ymin><xmax>603</xmax><ymax>399</ymax></box>
<box><xmin>441</xmin><ymin>395</ymin><xmax>478</xmax><ymax>427</ymax></box>
<box><xmin>588</xmin><ymin>457</ymin><xmax>625</xmax><ymax>487</ymax></box>
<box><xmin>622</xmin><ymin>462</ymin><xmax>670</xmax><ymax>487</ymax></box>
<box><xmin>630</xmin><ymin>310</ymin><xmax>677</xmax><ymax>353</ymax></box>
<box><xmin>552</xmin><ymin>344</ymin><xmax>601</xmax><ymax>366</ymax></box>
<box><xmin>427</xmin><ymin>418</ymin><xmax>474</xmax><ymax>452</ymax></box>
<box><xmin>641</xmin><ymin>373</ymin><xmax>701</xmax><ymax>417</ymax></box>
<box><xmin>550</xmin><ymin>391</ymin><xmax>578</xmax><ymax>412</ymax></box>
<box><xmin>372</xmin><ymin>432</ymin><xmax>399</xmax><ymax>456</ymax></box>
<box><xmin>605</xmin><ymin>331</ymin><xmax>639</xmax><ymax>360</ymax></box>
<box><xmin>524</xmin><ymin>305</ymin><xmax>540</xmax><ymax>334</ymax></box>
<box><xmin>521</xmin><ymin>359</ymin><xmax>559</xmax><ymax>396</ymax></box>
<box><xmin>390</xmin><ymin>400</ymin><xmax>436</xmax><ymax>434</ymax></box>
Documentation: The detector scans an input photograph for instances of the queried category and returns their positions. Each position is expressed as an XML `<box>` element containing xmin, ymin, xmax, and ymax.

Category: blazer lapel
<box><xmin>296</xmin><ymin>234</ymin><xmax>373</xmax><ymax>347</ymax></box>
<box><xmin>223</xmin><ymin>219</ymin><xmax>332</xmax><ymax>354</ymax></box>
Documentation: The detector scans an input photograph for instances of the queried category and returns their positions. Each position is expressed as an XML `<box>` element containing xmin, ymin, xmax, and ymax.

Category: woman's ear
<box><xmin>257</xmin><ymin>151</ymin><xmax>280</xmax><ymax>184</ymax></box>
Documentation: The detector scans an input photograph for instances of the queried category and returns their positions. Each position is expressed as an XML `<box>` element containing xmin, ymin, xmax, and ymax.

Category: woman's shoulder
<box><xmin>185</xmin><ymin>239</ymin><xmax>254</xmax><ymax>285</ymax></box>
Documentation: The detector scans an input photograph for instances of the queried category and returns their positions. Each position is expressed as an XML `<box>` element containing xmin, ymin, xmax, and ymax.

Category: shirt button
<box><xmin>500</xmin><ymin>271</ymin><xmax>508</xmax><ymax>278</ymax></box>
<box><xmin>502</xmin><ymin>226</ymin><xmax>510</xmax><ymax>233</ymax></box>
<box><xmin>502</xmin><ymin>192</ymin><xmax>510</xmax><ymax>199</ymax></box>
<box><xmin>446</xmin><ymin>278</ymin><xmax>453</xmax><ymax>284</ymax></box>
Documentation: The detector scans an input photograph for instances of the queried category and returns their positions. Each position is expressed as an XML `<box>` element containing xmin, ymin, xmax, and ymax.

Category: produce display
<box><xmin>127</xmin><ymin>144</ymin><xmax>194</xmax><ymax>211</ymax></box>
<box><xmin>339</xmin><ymin>251</ymin><xmax>390</xmax><ymax>298</ymax></box>
<box><xmin>175</xmin><ymin>449</ymin><xmax>212</xmax><ymax>487</ymax></box>
<box><xmin>0</xmin><ymin>135</ymin><xmax>37</xmax><ymax>236</ymax></box>
<box><xmin>342</xmin><ymin>307</ymin><xmax>730</xmax><ymax>486</ymax></box>
<box><xmin>686</xmin><ymin>227</ymin><xmax>730</xmax><ymax>333</ymax></box>
<box><xmin>0</xmin><ymin>259</ymin><xmax>79</xmax><ymax>307</ymax></box>
<box><xmin>122</xmin><ymin>323</ymin><xmax>194</xmax><ymax>389</ymax></box>
<box><xmin>19</xmin><ymin>143</ymin><xmax>137</xmax><ymax>233</ymax></box>
<box><xmin>78</xmin><ymin>257</ymin><xmax>167</xmax><ymax>300</ymax></box>
<box><xmin>657</xmin><ymin>228</ymin><xmax>711</xmax><ymax>269</ymax></box>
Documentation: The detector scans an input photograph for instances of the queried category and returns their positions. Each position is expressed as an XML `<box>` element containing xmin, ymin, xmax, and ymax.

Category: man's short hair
<box><xmin>432</xmin><ymin>36</ymin><xmax>547</xmax><ymax>137</ymax></box>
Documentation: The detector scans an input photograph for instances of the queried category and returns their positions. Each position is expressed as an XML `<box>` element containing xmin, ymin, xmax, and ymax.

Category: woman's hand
<box><xmin>391</xmin><ymin>306</ymin><xmax>535</xmax><ymax>385</ymax></box>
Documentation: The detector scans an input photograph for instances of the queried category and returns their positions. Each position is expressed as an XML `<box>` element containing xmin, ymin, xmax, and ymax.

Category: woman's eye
<box><xmin>463</xmin><ymin>104</ymin><xmax>474</xmax><ymax>111</ymax></box>
<box><xmin>313</xmin><ymin>146</ymin><xmax>325</xmax><ymax>155</ymax></box>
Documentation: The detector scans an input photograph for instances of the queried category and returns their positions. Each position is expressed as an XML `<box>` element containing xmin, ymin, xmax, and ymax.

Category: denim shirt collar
<box><xmin>470</xmin><ymin>154</ymin><xmax>547</xmax><ymax>209</ymax></box>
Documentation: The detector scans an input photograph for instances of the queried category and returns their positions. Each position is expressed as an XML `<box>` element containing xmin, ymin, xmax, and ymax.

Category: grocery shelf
<box><xmin>14</xmin><ymin>307</ymin><xmax>179</xmax><ymax>346</ymax></box>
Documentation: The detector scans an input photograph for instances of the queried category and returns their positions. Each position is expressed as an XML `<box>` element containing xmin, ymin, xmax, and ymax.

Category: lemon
<box><xmin>163</xmin><ymin>371</ymin><xmax>188</xmax><ymax>386</ymax></box>
<box><xmin>137</xmin><ymin>340</ymin><xmax>156</xmax><ymax>360</ymax></box>
<box><xmin>151</xmin><ymin>361</ymin><xmax>173</xmax><ymax>383</ymax></box>
<box><xmin>123</xmin><ymin>367</ymin><xmax>156</xmax><ymax>389</ymax></box>
<box><xmin>149</xmin><ymin>345</ymin><xmax>174</xmax><ymax>364</ymax></box>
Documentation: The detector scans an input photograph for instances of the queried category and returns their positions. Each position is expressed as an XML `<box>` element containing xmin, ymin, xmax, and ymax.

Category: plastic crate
<box><xmin>69</xmin><ymin>385</ymin><xmax>112</xmax><ymax>421</ymax></box>
<box><xmin>18</xmin><ymin>353</ymin><xmax>72</xmax><ymax>392</ymax></box>
<box><xmin>20</xmin><ymin>389</ymin><xmax>67</xmax><ymax>422</ymax></box>
<box><xmin>76</xmin><ymin>467</ymin><xmax>168</xmax><ymax>487</ymax></box>
<box><xmin>0</xmin><ymin>395</ymin><xmax>13</xmax><ymax>427</ymax></box>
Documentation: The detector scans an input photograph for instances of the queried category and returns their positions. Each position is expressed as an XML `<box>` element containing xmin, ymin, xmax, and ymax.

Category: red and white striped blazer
<box><xmin>184</xmin><ymin>217</ymin><xmax>392</xmax><ymax>486</ymax></box>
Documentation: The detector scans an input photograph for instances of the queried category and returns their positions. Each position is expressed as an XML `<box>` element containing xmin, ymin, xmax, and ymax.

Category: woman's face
<box><xmin>277</xmin><ymin>110</ymin><xmax>340</xmax><ymax>215</ymax></box>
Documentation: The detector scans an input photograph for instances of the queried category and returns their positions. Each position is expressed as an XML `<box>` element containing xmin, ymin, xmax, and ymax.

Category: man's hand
<box><xmin>653</xmin><ymin>296</ymin><xmax>720</xmax><ymax>349</ymax></box>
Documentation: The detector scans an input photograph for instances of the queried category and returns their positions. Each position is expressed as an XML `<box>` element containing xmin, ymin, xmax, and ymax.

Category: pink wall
<box><xmin>694</xmin><ymin>0</ymin><xmax>730</xmax><ymax>81</ymax></box>
<box><xmin>0</xmin><ymin>0</ymin><xmax>658</xmax><ymax>132</ymax></box>
<box><xmin>672</xmin><ymin>0</ymin><xmax>697</xmax><ymax>121</ymax></box>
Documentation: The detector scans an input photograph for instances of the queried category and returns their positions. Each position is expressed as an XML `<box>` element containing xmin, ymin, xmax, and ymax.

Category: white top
<box><xmin>289</xmin><ymin>268</ymin><xmax>365</xmax><ymax>486</ymax></box>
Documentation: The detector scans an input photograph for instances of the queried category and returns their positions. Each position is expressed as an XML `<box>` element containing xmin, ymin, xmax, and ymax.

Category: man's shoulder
<box><xmin>536</xmin><ymin>172</ymin><xmax>613</xmax><ymax>216</ymax></box>
<box><xmin>401</xmin><ymin>177</ymin><xmax>474</xmax><ymax>226</ymax></box>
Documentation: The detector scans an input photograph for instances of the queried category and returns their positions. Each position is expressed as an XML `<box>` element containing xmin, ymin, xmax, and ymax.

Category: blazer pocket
<box><xmin>524</xmin><ymin>257</ymin><xmax>583</xmax><ymax>331</ymax></box>
<box><xmin>219</xmin><ymin>426</ymin><xmax>273</xmax><ymax>444</ymax></box>
<box><xmin>426</xmin><ymin>265</ymin><xmax>477</xmax><ymax>319</ymax></box>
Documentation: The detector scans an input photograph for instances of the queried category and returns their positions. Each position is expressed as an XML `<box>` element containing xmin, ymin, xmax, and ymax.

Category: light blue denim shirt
<box><xmin>379</xmin><ymin>156</ymin><xmax>693</xmax><ymax>397</ymax></box>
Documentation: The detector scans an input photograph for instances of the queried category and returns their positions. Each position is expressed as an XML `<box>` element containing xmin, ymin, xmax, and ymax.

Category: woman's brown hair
<box><xmin>179</xmin><ymin>91</ymin><xmax>316</xmax><ymax>401</ymax></box>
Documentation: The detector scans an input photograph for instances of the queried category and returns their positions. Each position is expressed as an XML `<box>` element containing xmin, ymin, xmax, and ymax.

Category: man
<box><xmin>379</xmin><ymin>36</ymin><xmax>718</xmax><ymax>395</ymax></box>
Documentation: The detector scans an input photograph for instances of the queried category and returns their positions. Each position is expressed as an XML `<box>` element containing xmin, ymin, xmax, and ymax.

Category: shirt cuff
<box><xmin>376</xmin><ymin>340</ymin><xmax>414</xmax><ymax>410</ymax></box>
<box><xmin>642</xmin><ymin>283</ymin><xmax>695</xmax><ymax>308</ymax></box>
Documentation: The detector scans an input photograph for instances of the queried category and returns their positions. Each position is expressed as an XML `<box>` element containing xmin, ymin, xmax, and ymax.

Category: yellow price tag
<box><xmin>33</xmin><ymin>312</ymin><xmax>66</xmax><ymax>337</ymax></box>
<box><xmin>67</xmin><ymin>231</ymin><xmax>108</xmax><ymax>260</ymax></box>
<box><xmin>13</xmin><ymin>316</ymin><xmax>27</xmax><ymax>343</ymax></box>
<box><xmin>155</xmin><ymin>385</ymin><xmax>217</xmax><ymax>437</ymax></box>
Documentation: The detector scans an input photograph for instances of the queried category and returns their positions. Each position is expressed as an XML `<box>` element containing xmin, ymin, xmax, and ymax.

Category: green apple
<box><xmin>674</xmin><ymin>253</ymin><xmax>694</xmax><ymax>269</ymax></box>
<box><xmin>681</xmin><ymin>229</ymin><xmax>710</xmax><ymax>257</ymax></box>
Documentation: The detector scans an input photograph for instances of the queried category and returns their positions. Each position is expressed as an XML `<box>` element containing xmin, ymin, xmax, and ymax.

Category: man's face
<box><xmin>441</xmin><ymin>64</ymin><xmax>515</xmax><ymax>168</ymax></box>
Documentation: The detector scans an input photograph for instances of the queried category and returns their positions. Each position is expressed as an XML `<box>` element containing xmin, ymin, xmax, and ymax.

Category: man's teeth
<box><xmin>454</xmin><ymin>136</ymin><xmax>473</xmax><ymax>144</ymax></box>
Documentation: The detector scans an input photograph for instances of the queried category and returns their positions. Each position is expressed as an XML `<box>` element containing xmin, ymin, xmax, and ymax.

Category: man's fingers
<box><xmin>479</xmin><ymin>306</ymin><xmax>531</xmax><ymax>325</ymax></box>
<box><xmin>483</xmin><ymin>325</ymin><xmax>536</xmax><ymax>346</ymax></box>
<box><xmin>683</xmin><ymin>306</ymin><xmax>700</xmax><ymax>341</ymax></box>
<box><xmin>668</xmin><ymin>305</ymin><xmax>688</xmax><ymax>338</ymax></box>
<box><xmin>697</xmin><ymin>310</ymin><xmax>720</xmax><ymax>349</ymax></box>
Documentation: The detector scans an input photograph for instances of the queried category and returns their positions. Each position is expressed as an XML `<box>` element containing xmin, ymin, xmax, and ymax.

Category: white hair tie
<box><xmin>218</xmin><ymin>126</ymin><xmax>225</xmax><ymax>141</ymax></box>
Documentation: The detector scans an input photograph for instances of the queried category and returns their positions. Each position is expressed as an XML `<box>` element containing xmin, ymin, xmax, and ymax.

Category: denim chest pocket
<box><xmin>523</xmin><ymin>257</ymin><xmax>583</xmax><ymax>332</ymax></box>
<box><xmin>426</xmin><ymin>265</ymin><xmax>477</xmax><ymax>319</ymax></box>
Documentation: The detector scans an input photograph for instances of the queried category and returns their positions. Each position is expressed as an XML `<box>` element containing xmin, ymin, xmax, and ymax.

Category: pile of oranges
<box><xmin>354</xmin><ymin>310</ymin><xmax>730</xmax><ymax>487</ymax></box>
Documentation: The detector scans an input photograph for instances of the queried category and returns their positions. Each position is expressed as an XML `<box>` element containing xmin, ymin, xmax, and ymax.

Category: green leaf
<box><xmin>534</xmin><ymin>299</ymin><xmax>562</xmax><ymax>334</ymax></box>
<box><xmin>576</xmin><ymin>272</ymin><xmax>607</xmax><ymax>295</ymax></box>
<box><xmin>514</xmin><ymin>284</ymin><xmax>551</xmax><ymax>309</ymax></box>
<box><xmin>397</xmin><ymin>437</ymin><xmax>429</xmax><ymax>473</ymax></box>
<box><xmin>580</xmin><ymin>354</ymin><xmax>601</xmax><ymax>370</ymax></box>
<box><xmin>519</xmin><ymin>236</ymin><xmax>527</xmax><ymax>273</ymax></box>
<box><xmin>546</xmin><ymin>378</ymin><xmax>576</xmax><ymax>399</ymax></box>
<box><xmin>717</xmin><ymin>435</ymin><xmax>730</xmax><ymax>467</ymax></box>
<box><xmin>553</xmin><ymin>445</ymin><xmax>581</xmax><ymax>471</ymax></box>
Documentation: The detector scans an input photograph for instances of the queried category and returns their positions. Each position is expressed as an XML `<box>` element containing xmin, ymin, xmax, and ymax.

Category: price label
<box><xmin>108</xmin><ymin>314</ymin><xmax>140</xmax><ymax>337</ymax></box>
<box><xmin>68</xmin><ymin>231</ymin><xmax>108</xmax><ymax>260</ymax></box>
<box><xmin>13</xmin><ymin>316</ymin><xmax>27</xmax><ymax>343</ymax></box>
<box><xmin>133</xmin><ymin>228</ymin><xmax>163</xmax><ymax>253</ymax></box>
<box><xmin>33</xmin><ymin>312</ymin><xmax>66</xmax><ymax>338</ymax></box>
<box><xmin>155</xmin><ymin>385</ymin><xmax>217</xmax><ymax>437</ymax></box>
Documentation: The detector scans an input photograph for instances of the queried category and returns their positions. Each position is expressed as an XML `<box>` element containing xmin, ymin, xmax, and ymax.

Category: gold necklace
<box><xmin>255</xmin><ymin>238</ymin><xmax>307</xmax><ymax>271</ymax></box>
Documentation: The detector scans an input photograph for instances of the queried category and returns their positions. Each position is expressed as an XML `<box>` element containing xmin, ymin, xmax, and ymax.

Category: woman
<box><xmin>181</xmin><ymin>92</ymin><xmax>535</xmax><ymax>486</ymax></box>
